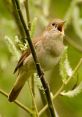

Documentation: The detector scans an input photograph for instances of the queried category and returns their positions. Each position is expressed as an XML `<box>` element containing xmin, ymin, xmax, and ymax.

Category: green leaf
<box><xmin>4</xmin><ymin>35</ymin><xmax>20</xmax><ymax>60</ymax></box>
<box><xmin>15</xmin><ymin>36</ymin><xmax>28</xmax><ymax>51</ymax></box>
<box><xmin>61</xmin><ymin>82</ymin><xmax>82</xmax><ymax>97</ymax></box>
<box><xmin>30</xmin><ymin>17</ymin><xmax>37</xmax><ymax>38</ymax></box>
<box><xmin>59</xmin><ymin>46</ymin><xmax>73</xmax><ymax>83</ymax></box>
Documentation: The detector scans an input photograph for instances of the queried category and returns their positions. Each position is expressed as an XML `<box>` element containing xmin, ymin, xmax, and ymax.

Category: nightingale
<box><xmin>8</xmin><ymin>19</ymin><xmax>65</xmax><ymax>102</ymax></box>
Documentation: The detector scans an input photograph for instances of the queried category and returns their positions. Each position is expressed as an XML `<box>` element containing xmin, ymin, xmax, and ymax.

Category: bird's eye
<box><xmin>52</xmin><ymin>23</ymin><xmax>55</xmax><ymax>26</ymax></box>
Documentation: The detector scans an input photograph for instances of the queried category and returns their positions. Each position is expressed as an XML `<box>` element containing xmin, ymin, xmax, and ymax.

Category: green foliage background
<box><xmin>0</xmin><ymin>0</ymin><xmax>82</xmax><ymax>117</ymax></box>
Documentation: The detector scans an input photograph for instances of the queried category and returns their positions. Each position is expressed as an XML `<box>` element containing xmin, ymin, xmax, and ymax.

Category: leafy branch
<box><xmin>38</xmin><ymin>58</ymin><xmax>82</xmax><ymax>116</ymax></box>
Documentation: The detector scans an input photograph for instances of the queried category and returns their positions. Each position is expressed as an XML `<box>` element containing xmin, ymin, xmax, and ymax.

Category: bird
<box><xmin>8</xmin><ymin>19</ymin><xmax>65</xmax><ymax>102</ymax></box>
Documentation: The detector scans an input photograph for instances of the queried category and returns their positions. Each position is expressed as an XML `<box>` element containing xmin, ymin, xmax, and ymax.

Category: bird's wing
<box><xmin>14</xmin><ymin>49</ymin><xmax>30</xmax><ymax>73</ymax></box>
<box><xmin>14</xmin><ymin>36</ymin><xmax>42</xmax><ymax>73</ymax></box>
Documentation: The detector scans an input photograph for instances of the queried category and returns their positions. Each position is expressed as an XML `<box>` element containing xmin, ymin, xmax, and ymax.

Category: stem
<box><xmin>24</xmin><ymin>0</ymin><xmax>31</xmax><ymax>30</ymax></box>
<box><xmin>39</xmin><ymin>89</ymin><xmax>50</xmax><ymax>116</ymax></box>
<box><xmin>65</xmin><ymin>58</ymin><xmax>82</xmax><ymax>84</ymax></box>
<box><xmin>39</xmin><ymin>58</ymin><xmax>82</xmax><ymax>116</ymax></box>
<box><xmin>31</xmin><ymin>95</ymin><xmax>39</xmax><ymax>117</ymax></box>
<box><xmin>12</xmin><ymin>0</ymin><xmax>56</xmax><ymax>117</ymax></box>
<box><xmin>30</xmin><ymin>76</ymin><xmax>39</xmax><ymax>117</ymax></box>
<box><xmin>64</xmin><ymin>0</ymin><xmax>77</xmax><ymax>29</ymax></box>
<box><xmin>3</xmin><ymin>0</ymin><xmax>12</xmax><ymax>14</ymax></box>
<box><xmin>28</xmin><ymin>76</ymin><xmax>39</xmax><ymax>117</ymax></box>
<box><xmin>0</xmin><ymin>89</ymin><xmax>34</xmax><ymax>115</ymax></box>
<box><xmin>12</xmin><ymin>0</ymin><xmax>26</xmax><ymax>43</ymax></box>
<box><xmin>4</xmin><ymin>0</ymin><xmax>25</xmax><ymax>42</ymax></box>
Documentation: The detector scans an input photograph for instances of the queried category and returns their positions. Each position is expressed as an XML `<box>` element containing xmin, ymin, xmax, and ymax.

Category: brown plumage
<box><xmin>8</xmin><ymin>19</ymin><xmax>65</xmax><ymax>102</ymax></box>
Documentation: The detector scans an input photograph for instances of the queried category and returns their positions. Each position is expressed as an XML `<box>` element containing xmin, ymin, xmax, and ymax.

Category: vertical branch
<box><xmin>3</xmin><ymin>0</ymin><xmax>26</xmax><ymax>43</ymax></box>
<box><xmin>31</xmin><ymin>75</ymin><xmax>35</xmax><ymax>96</ymax></box>
<box><xmin>24</xmin><ymin>0</ymin><xmax>31</xmax><ymax>30</ymax></box>
<box><xmin>4</xmin><ymin>0</ymin><xmax>26</xmax><ymax>41</ymax></box>
<box><xmin>12</xmin><ymin>0</ymin><xmax>56</xmax><ymax>117</ymax></box>
<box><xmin>28</xmin><ymin>76</ymin><xmax>39</xmax><ymax>117</ymax></box>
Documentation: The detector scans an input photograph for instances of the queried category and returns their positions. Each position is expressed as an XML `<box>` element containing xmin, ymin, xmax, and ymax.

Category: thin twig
<box><xmin>28</xmin><ymin>76</ymin><xmax>39</xmax><ymax>117</ymax></box>
<box><xmin>24</xmin><ymin>0</ymin><xmax>31</xmax><ymax>30</ymax></box>
<box><xmin>0</xmin><ymin>89</ymin><xmax>34</xmax><ymax>115</ymax></box>
<box><xmin>12</xmin><ymin>0</ymin><xmax>26</xmax><ymax>43</ymax></box>
<box><xmin>64</xmin><ymin>0</ymin><xmax>77</xmax><ymax>29</ymax></box>
<box><xmin>65</xmin><ymin>58</ymin><xmax>82</xmax><ymax>84</ymax></box>
<box><xmin>39</xmin><ymin>58</ymin><xmax>82</xmax><ymax>116</ymax></box>
<box><xmin>31</xmin><ymin>95</ymin><xmax>39</xmax><ymax>117</ymax></box>
<box><xmin>4</xmin><ymin>0</ymin><xmax>25</xmax><ymax>41</ymax></box>
<box><xmin>39</xmin><ymin>89</ymin><xmax>50</xmax><ymax>116</ymax></box>
<box><xmin>12</xmin><ymin>0</ymin><xmax>56</xmax><ymax>117</ymax></box>
<box><xmin>3</xmin><ymin>0</ymin><xmax>12</xmax><ymax>14</ymax></box>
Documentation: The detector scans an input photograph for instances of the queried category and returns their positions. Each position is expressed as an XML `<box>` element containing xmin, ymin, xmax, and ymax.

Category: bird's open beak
<box><xmin>58</xmin><ymin>21</ymin><xmax>65</xmax><ymax>32</ymax></box>
<box><xmin>57</xmin><ymin>21</ymin><xmax>65</xmax><ymax>36</ymax></box>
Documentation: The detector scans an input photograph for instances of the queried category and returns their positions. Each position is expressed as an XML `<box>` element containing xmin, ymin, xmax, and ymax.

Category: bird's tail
<box><xmin>8</xmin><ymin>72</ymin><xmax>28</xmax><ymax>102</ymax></box>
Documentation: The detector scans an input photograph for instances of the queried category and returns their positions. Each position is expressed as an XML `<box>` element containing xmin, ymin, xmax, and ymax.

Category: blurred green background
<box><xmin>0</xmin><ymin>0</ymin><xmax>82</xmax><ymax>117</ymax></box>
